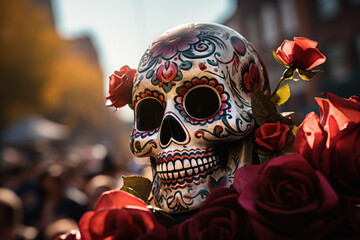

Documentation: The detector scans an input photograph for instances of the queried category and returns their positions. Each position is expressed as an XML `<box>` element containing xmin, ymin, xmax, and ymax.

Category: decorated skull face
<box><xmin>130</xmin><ymin>23</ymin><xmax>270</xmax><ymax>213</ymax></box>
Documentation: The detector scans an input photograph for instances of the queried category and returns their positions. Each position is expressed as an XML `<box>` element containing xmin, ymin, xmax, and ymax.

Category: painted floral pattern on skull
<box><xmin>131</xmin><ymin>23</ymin><xmax>270</xmax><ymax>213</ymax></box>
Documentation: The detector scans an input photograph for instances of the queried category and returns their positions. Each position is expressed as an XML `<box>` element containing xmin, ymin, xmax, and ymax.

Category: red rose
<box><xmin>233</xmin><ymin>165</ymin><xmax>260</xmax><ymax>194</ymax></box>
<box><xmin>294</xmin><ymin>93</ymin><xmax>360</xmax><ymax>202</ymax></box>
<box><xmin>105</xmin><ymin>65</ymin><xmax>136</xmax><ymax>108</ymax></box>
<box><xmin>78</xmin><ymin>190</ymin><xmax>167</xmax><ymax>240</ymax></box>
<box><xmin>168</xmin><ymin>188</ymin><xmax>248</xmax><ymax>240</ymax></box>
<box><xmin>254</xmin><ymin>121</ymin><xmax>290</xmax><ymax>153</ymax></box>
<box><xmin>331</xmin><ymin>123</ymin><xmax>360</xmax><ymax>201</ymax></box>
<box><xmin>237</xmin><ymin>153</ymin><xmax>340</xmax><ymax>239</ymax></box>
<box><xmin>276</xmin><ymin>37</ymin><xmax>326</xmax><ymax>70</ymax></box>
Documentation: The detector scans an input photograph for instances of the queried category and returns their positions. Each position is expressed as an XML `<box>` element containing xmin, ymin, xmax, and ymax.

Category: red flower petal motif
<box><xmin>150</xmin><ymin>27</ymin><xmax>200</xmax><ymax>59</ymax></box>
<box><xmin>230</xmin><ymin>36</ymin><xmax>246</xmax><ymax>56</ymax></box>
<box><xmin>156</xmin><ymin>61</ymin><xmax>178</xmax><ymax>84</ymax></box>
<box><xmin>243</xmin><ymin>63</ymin><xmax>261</xmax><ymax>95</ymax></box>
<box><xmin>276</xmin><ymin>37</ymin><xmax>326</xmax><ymax>70</ymax></box>
<box><xmin>106</xmin><ymin>65</ymin><xmax>137</xmax><ymax>108</ymax></box>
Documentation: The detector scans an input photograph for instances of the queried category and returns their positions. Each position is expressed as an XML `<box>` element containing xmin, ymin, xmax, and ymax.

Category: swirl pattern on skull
<box><xmin>131</xmin><ymin>23</ymin><xmax>270</xmax><ymax>213</ymax></box>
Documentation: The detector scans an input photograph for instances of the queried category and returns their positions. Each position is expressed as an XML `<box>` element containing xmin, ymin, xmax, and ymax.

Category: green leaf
<box><xmin>251</xmin><ymin>89</ymin><xmax>279</xmax><ymax>126</ymax></box>
<box><xmin>120</xmin><ymin>186</ymin><xmax>141</xmax><ymax>198</ymax></box>
<box><xmin>296</xmin><ymin>69</ymin><xmax>322</xmax><ymax>81</ymax></box>
<box><xmin>147</xmin><ymin>205</ymin><xmax>177</xmax><ymax>228</ymax></box>
<box><xmin>271</xmin><ymin>83</ymin><xmax>291</xmax><ymax>106</ymax></box>
<box><xmin>282</xmin><ymin>130</ymin><xmax>295</xmax><ymax>154</ymax></box>
<box><xmin>272</xmin><ymin>50</ymin><xmax>286</xmax><ymax>65</ymax></box>
<box><xmin>175</xmin><ymin>71</ymin><xmax>183</xmax><ymax>81</ymax></box>
<box><xmin>151</xmin><ymin>76</ymin><xmax>160</xmax><ymax>85</ymax></box>
<box><xmin>162</xmin><ymin>82</ymin><xmax>173</xmax><ymax>93</ymax></box>
<box><xmin>291</xmin><ymin>125</ymin><xmax>299</xmax><ymax>136</ymax></box>
<box><xmin>282</xmin><ymin>67</ymin><xmax>296</xmax><ymax>80</ymax></box>
<box><xmin>258</xmin><ymin>155</ymin><xmax>270</xmax><ymax>164</ymax></box>
<box><xmin>122</xmin><ymin>176</ymin><xmax>152</xmax><ymax>202</ymax></box>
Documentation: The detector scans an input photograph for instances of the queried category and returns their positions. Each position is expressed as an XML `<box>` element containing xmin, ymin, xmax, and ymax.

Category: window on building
<box><xmin>245</xmin><ymin>14</ymin><xmax>259</xmax><ymax>47</ymax></box>
<box><xmin>279</xmin><ymin>0</ymin><xmax>298</xmax><ymax>36</ymax></box>
<box><xmin>261</xmin><ymin>3</ymin><xmax>279</xmax><ymax>46</ymax></box>
<box><xmin>327</xmin><ymin>42</ymin><xmax>349</xmax><ymax>83</ymax></box>
<box><xmin>317</xmin><ymin>0</ymin><xmax>340</xmax><ymax>20</ymax></box>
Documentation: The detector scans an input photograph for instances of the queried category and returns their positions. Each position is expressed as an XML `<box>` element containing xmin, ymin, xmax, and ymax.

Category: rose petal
<box><xmin>238</xmin><ymin>175</ymin><xmax>266</xmax><ymax>221</ymax></box>
<box><xmin>200</xmin><ymin>187</ymin><xmax>239</xmax><ymax>210</ymax></box>
<box><xmin>294</xmin><ymin>37</ymin><xmax>318</xmax><ymax>50</ymax></box>
<box><xmin>326</xmin><ymin>92</ymin><xmax>360</xmax><ymax>123</ymax></box>
<box><xmin>315</xmin><ymin>172</ymin><xmax>339</xmax><ymax>213</ymax></box>
<box><xmin>303</xmin><ymin>48</ymin><xmax>326</xmax><ymax>70</ymax></box>
<box><xmin>255</xmin><ymin>138</ymin><xmax>275</xmax><ymax>151</ymax></box>
<box><xmin>94</xmin><ymin>190</ymin><xmax>148</xmax><ymax>211</ymax></box>
<box><xmin>293</xmin><ymin>112</ymin><xmax>329</xmax><ymax>175</ymax></box>
<box><xmin>293</xmin><ymin>45</ymin><xmax>326</xmax><ymax>70</ymax></box>
<box><xmin>88</xmin><ymin>209</ymin><xmax>124</xmax><ymax>238</ymax></box>
<box><xmin>259</xmin><ymin>123</ymin><xmax>277</xmax><ymax>136</ymax></box>
<box><xmin>276</xmin><ymin>40</ymin><xmax>295</xmax><ymax>65</ymax></box>
<box><xmin>78</xmin><ymin>211</ymin><xmax>95</xmax><ymax>240</ymax></box>
<box><xmin>233</xmin><ymin>165</ymin><xmax>260</xmax><ymax>194</ymax></box>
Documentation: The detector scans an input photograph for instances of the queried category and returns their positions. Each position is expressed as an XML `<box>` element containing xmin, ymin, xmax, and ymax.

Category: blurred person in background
<box><xmin>84</xmin><ymin>174</ymin><xmax>117</xmax><ymax>210</ymax></box>
<box><xmin>1</xmin><ymin>148</ymin><xmax>40</xmax><ymax>210</ymax></box>
<box><xmin>23</xmin><ymin>163</ymin><xmax>86</xmax><ymax>240</ymax></box>
<box><xmin>43</xmin><ymin>218</ymin><xmax>77</xmax><ymax>240</ymax></box>
<box><xmin>0</xmin><ymin>188</ymin><xmax>37</xmax><ymax>240</ymax></box>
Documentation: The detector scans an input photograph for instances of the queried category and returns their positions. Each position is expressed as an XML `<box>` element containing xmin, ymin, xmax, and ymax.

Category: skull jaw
<box><xmin>150</xmin><ymin>137</ymin><xmax>254</xmax><ymax>213</ymax></box>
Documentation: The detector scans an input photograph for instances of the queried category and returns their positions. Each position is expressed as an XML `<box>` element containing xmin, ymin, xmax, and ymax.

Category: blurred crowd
<box><xmin>0</xmin><ymin>145</ymin><xmax>149</xmax><ymax>240</ymax></box>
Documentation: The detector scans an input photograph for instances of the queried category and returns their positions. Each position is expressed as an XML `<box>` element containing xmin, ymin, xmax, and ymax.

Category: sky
<box><xmin>51</xmin><ymin>0</ymin><xmax>236</xmax><ymax>122</ymax></box>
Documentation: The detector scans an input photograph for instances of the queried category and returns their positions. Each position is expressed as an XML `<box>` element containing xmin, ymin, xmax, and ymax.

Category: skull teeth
<box><xmin>156</xmin><ymin>155</ymin><xmax>219</xmax><ymax>180</ymax></box>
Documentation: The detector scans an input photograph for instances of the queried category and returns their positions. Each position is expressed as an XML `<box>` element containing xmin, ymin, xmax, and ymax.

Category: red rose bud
<box><xmin>276</xmin><ymin>37</ymin><xmax>326</xmax><ymax>70</ymax></box>
<box><xmin>254</xmin><ymin>121</ymin><xmax>290</xmax><ymax>153</ymax></box>
<box><xmin>106</xmin><ymin>65</ymin><xmax>136</xmax><ymax>108</ymax></box>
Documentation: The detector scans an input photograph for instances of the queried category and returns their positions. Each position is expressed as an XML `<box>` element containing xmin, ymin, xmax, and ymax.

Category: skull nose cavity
<box><xmin>160</xmin><ymin>115</ymin><xmax>187</xmax><ymax>146</ymax></box>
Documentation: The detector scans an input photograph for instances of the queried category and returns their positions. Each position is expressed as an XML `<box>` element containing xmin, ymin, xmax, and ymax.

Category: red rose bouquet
<box><xmin>58</xmin><ymin>36</ymin><xmax>360</xmax><ymax>240</ymax></box>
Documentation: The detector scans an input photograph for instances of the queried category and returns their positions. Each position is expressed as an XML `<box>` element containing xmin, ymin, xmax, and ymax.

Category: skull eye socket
<box><xmin>184</xmin><ymin>86</ymin><xmax>221</xmax><ymax>120</ymax></box>
<box><xmin>136</xmin><ymin>98</ymin><xmax>164</xmax><ymax>131</ymax></box>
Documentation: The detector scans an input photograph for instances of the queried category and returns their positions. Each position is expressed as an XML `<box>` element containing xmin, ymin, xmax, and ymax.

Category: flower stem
<box><xmin>271</xmin><ymin>77</ymin><xmax>286</xmax><ymax>98</ymax></box>
<box><xmin>270</xmin><ymin>67</ymin><xmax>295</xmax><ymax>98</ymax></box>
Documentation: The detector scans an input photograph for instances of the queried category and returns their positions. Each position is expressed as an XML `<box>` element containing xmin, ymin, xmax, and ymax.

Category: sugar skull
<box><xmin>130</xmin><ymin>23</ymin><xmax>270</xmax><ymax>213</ymax></box>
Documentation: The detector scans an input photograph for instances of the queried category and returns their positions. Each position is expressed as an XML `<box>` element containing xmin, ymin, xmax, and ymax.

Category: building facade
<box><xmin>224</xmin><ymin>0</ymin><xmax>360</xmax><ymax>123</ymax></box>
